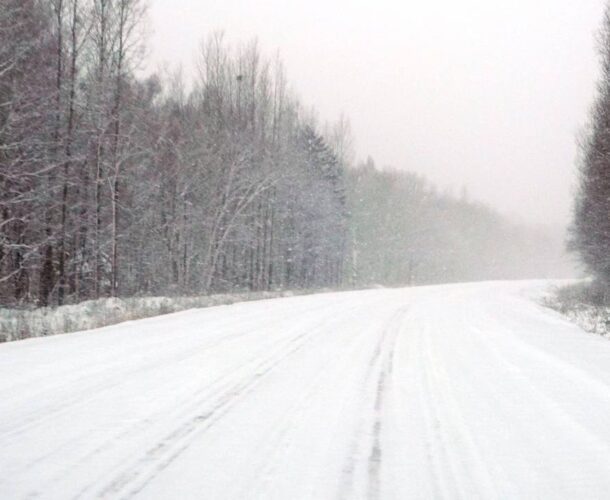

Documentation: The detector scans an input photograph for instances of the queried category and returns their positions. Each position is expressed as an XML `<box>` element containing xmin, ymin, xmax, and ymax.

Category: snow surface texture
<box><xmin>2</xmin><ymin>281</ymin><xmax>610</xmax><ymax>499</ymax></box>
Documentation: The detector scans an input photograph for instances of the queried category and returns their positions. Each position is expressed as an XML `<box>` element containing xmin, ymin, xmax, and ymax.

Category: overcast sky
<box><xmin>147</xmin><ymin>0</ymin><xmax>606</xmax><ymax>227</ymax></box>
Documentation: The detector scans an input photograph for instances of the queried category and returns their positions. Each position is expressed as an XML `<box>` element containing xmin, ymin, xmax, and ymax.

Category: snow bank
<box><xmin>0</xmin><ymin>291</ymin><xmax>299</xmax><ymax>343</ymax></box>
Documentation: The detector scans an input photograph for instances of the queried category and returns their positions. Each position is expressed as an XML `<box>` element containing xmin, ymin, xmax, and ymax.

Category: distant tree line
<box><xmin>571</xmin><ymin>3</ymin><xmax>610</xmax><ymax>293</ymax></box>
<box><xmin>0</xmin><ymin>0</ymin><xmax>565</xmax><ymax>307</ymax></box>
<box><xmin>347</xmin><ymin>158</ymin><xmax>568</xmax><ymax>287</ymax></box>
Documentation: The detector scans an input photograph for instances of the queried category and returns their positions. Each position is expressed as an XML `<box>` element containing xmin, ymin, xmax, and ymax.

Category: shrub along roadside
<box><xmin>545</xmin><ymin>281</ymin><xmax>610</xmax><ymax>337</ymax></box>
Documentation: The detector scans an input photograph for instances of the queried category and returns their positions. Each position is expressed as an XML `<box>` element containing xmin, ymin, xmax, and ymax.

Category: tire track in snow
<box><xmin>338</xmin><ymin>306</ymin><xmax>406</xmax><ymax>500</ymax></box>
<box><xmin>15</xmin><ymin>298</ymin><xmax>363</xmax><ymax>500</ymax></box>
<box><xmin>233</xmin><ymin>317</ymin><xmax>377</xmax><ymax>500</ymax></box>
<box><xmin>368</xmin><ymin>308</ymin><xmax>403</xmax><ymax>500</ymax></box>
<box><xmin>4</xmin><ymin>299</ymin><xmax>351</xmax><ymax>483</ymax></box>
<box><xmin>0</xmin><ymin>300</ymin><xmax>343</xmax><ymax>444</ymax></box>
<box><xmin>80</xmin><ymin>301</ymin><xmax>374</xmax><ymax>500</ymax></box>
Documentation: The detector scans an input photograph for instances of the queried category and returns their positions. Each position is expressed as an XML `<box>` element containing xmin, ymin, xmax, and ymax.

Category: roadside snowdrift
<box><xmin>0</xmin><ymin>291</ymin><xmax>299</xmax><ymax>342</ymax></box>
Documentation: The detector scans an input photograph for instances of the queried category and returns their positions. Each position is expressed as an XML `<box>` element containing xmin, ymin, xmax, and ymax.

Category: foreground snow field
<box><xmin>2</xmin><ymin>281</ymin><xmax>610</xmax><ymax>500</ymax></box>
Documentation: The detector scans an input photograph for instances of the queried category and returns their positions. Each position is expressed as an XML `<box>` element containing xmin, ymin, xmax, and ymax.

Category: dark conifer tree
<box><xmin>571</xmin><ymin>4</ymin><xmax>610</xmax><ymax>288</ymax></box>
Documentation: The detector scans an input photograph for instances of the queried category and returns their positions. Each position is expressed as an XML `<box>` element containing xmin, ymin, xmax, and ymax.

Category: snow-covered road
<box><xmin>2</xmin><ymin>281</ymin><xmax>610</xmax><ymax>499</ymax></box>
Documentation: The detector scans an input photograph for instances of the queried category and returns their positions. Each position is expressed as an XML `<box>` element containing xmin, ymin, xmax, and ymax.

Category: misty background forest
<box><xmin>0</xmin><ymin>0</ymin><xmax>573</xmax><ymax>309</ymax></box>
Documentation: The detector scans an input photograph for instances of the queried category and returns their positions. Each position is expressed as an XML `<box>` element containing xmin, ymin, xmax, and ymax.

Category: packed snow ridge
<box><xmin>2</xmin><ymin>281</ymin><xmax>610</xmax><ymax>499</ymax></box>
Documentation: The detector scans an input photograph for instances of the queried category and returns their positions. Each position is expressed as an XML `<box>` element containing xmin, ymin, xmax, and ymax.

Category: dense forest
<box><xmin>0</xmin><ymin>0</ymin><xmax>567</xmax><ymax>307</ymax></box>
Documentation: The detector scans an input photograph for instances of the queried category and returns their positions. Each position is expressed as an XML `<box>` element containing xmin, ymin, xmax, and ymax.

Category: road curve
<box><xmin>1</xmin><ymin>281</ymin><xmax>610</xmax><ymax>499</ymax></box>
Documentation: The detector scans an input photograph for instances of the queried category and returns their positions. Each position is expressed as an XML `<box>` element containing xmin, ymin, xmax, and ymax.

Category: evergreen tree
<box><xmin>571</xmin><ymin>3</ymin><xmax>610</xmax><ymax>288</ymax></box>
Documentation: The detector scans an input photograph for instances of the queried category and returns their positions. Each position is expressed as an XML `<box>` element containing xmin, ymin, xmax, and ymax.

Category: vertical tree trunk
<box><xmin>58</xmin><ymin>0</ymin><xmax>79</xmax><ymax>305</ymax></box>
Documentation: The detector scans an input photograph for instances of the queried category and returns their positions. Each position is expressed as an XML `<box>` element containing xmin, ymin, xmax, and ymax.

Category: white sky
<box><xmin>146</xmin><ymin>0</ymin><xmax>607</xmax><ymax>227</ymax></box>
